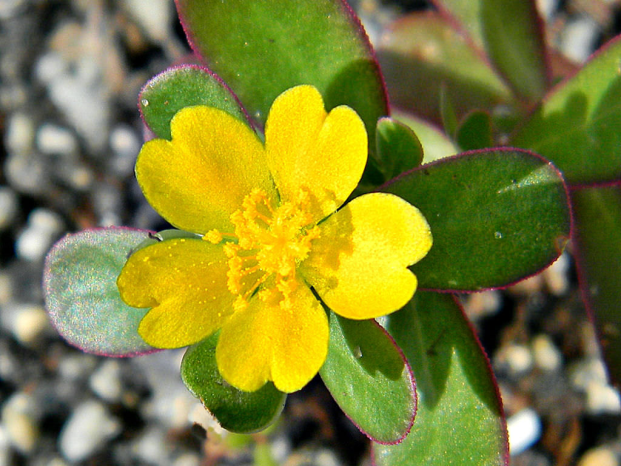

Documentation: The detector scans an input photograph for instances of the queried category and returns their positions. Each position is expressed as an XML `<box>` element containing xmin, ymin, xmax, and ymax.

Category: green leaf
<box><xmin>457</xmin><ymin>110</ymin><xmax>494</xmax><ymax>151</ymax></box>
<box><xmin>393</xmin><ymin>112</ymin><xmax>458</xmax><ymax>164</ymax></box>
<box><xmin>320</xmin><ymin>313</ymin><xmax>415</xmax><ymax>444</ymax></box>
<box><xmin>375</xmin><ymin>117</ymin><xmax>424</xmax><ymax>181</ymax></box>
<box><xmin>139</xmin><ymin>65</ymin><xmax>248</xmax><ymax>140</ymax></box>
<box><xmin>176</xmin><ymin>0</ymin><xmax>387</xmax><ymax>151</ymax></box>
<box><xmin>377</xmin><ymin>11</ymin><xmax>514</xmax><ymax>125</ymax></box>
<box><xmin>382</xmin><ymin>149</ymin><xmax>571</xmax><ymax>291</ymax></box>
<box><xmin>572</xmin><ymin>186</ymin><xmax>621</xmax><ymax>385</ymax></box>
<box><xmin>440</xmin><ymin>84</ymin><xmax>459</xmax><ymax>138</ymax></box>
<box><xmin>43</xmin><ymin>227</ymin><xmax>157</xmax><ymax>356</ymax></box>
<box><xmin>375</xmin><ymin>292</ymin><xmax>508</xmax><ymax>465</ymax></box>
<box><xmin>181</xmin><ymin>333</ymin><xmax>286</xmax><ymax>433</ymax></box>
<box><xmin>511</xmin><ymin>37</ymin><xmax>621</xmax><ymax>185</ymax></box>
<box><xmin>432</xmin><ymin>0</ymin><xmax>549</xmax><ymax>101</ymax></box>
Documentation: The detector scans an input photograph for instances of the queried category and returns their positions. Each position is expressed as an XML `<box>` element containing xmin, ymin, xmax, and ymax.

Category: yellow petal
<box><xmin>136</xmin><ymin>106</ymin><xmax>276</xmax><ymax>234</ymax></box>
<box><xmin>216</xmin><ymin>283</ymin><xmax>329</xmax><ymax>393</ymax></box>
<box><xmin>117</xmin><ymin>238</ymin><xmax>235</xmax><ymax>348</ymax></box>
<box><xmin>300</xmin><ymin>193</ymin><xmax>432</xmax><ymax>320</ymax></box>
<box><xmin>265</xmin><ymin>85</ymin><xmax>368</xmax><ymax>220</ymax></box>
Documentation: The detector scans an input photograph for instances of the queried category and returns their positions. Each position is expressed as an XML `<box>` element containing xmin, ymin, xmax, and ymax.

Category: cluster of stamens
<box><xmin>204</xmin><ymin>188</ymin><xmax>320</xmax><ymax>311</ymax></box>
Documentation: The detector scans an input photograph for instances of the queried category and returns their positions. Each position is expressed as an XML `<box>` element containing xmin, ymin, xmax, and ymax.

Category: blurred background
<box><xmin>1</xmin><ymin>0</ymin><xmax>621</xmax><ymax>464</ymax></box>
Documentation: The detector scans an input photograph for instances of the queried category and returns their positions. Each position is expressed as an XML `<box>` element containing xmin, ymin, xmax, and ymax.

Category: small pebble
<box><xmin>109</xmin><ymin>125</ymin><xmax>141</xmax><ymax>177</ymax></box>
<box><xmin>0</xmin><ymin>0</ymin><xmax>26</xmax><ymax>19</ymax></box>
<box><xmin>578</xmin><ymin>446</ymin><xmax>619</xmax><ymax>466</ymax></box>
<box><xmin>532</xmin><ymin>334</ymin><xmax>562</xmax><ymax>372</ymax></box>
<box><xmin>89</xmin><ymin>360</ymin><xmax>123</xmax><ymax>403</ymax></box>
<box><xmin>15</xmin><ymin>209</ymin><xmax>64</xmax><ymax>262</ymax></box>
<box><xmin>36</xmin><ymin>123</ymin><xmax>78</xmax><ymax>155</ymax></box>
<box><xmin>5</xmin><ymin>151</ymin><xmax>51</xmax><ymax>196</ymax></box>
<box><xmin>536</xmin><ymin>0</ymin><xmax>559</xmax><ymax>21</ymax></box>
<box><xmin>560</xmin><ymin>16</ymin><xmax>600</xmax><ymax>63</ymax></box>
<box><xmin>586</xmin><ymin>381</ymin><xmax>621</xmax><ymax>415</ymax></box>
<box><xmin>1</xmin><ymin>392</ymin><xmax>40</xmax><ymax>454</ymax></box>
<box><xmin>122</xmin><ymin>0</ymin><xmax>173</xmax><ymax>43</ymax></box>
<box><xmin>58</xmin><ymin>353</ymin><xmax>98</xmax><ymax>383</ymax></box>
<box><xmin>59</xmin><ymin>400</ymin><xmax>121</xmax><ymax>463</ymax></box>
<box><xmin>543</xmin><ymin>252</ymin><xmax>570</xmax><ymax>296</ymax></box>
<box><xmin>4</xmin><ymin>112</ymin><xmax>34</xmax><ymax>154</ymax></box>
<box><xmin>497</xmin><ymin>344</ymin><xmax>533</xmax><ymax>375</ymax></box>
<box><xmin>464</xmin><ymin>290</ymin><xmax>501</xmax><ymax>320</ymax></box>
<box><xmin>131</xmin><ymin>427</ymin><xmax>170</xmax><ymax>466</ymax></box>
<box><xmin>507</xmin><ymin>408</ymin><xmax>542</xmax><ymax>456</ymax></box>
<box><xmin>173</xmin><ymin>453</ymin><xmax>201</xmax><ymax>466</ymax></box>
<box><xmin>1</xmin><ymin>303</ymin><xmax>51</xmax><ymax>347</ymax></box>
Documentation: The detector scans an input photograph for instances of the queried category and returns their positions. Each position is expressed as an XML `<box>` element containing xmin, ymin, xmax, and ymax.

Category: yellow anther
<box><xmin>204</xmin><ymin>230</ymin><xmax>223</xmax><ymax>244</ymax></box>
<box><xmin>221</xmin><ymin>188</ymin><xmax>320</xmax><ymax>311</ymax></box>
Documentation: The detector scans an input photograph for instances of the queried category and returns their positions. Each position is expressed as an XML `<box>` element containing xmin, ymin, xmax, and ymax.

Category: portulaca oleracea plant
<box><xmin>43</xmin><ymin>0</ymin><xmax>621</xmax><ymax>464</ymax></box>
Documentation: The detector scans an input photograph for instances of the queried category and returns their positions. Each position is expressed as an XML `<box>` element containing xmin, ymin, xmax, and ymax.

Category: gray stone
<box><xmin>59</xmin><ymin>400</ymin><xmax>121</xmax><ymax>463</ymax></box>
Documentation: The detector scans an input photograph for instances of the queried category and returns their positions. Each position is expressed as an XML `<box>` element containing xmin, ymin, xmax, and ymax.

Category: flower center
<box><xmin>205</xmin><ymin>188</ymin><xmax>320</xmax><ymax>311</ymax></box>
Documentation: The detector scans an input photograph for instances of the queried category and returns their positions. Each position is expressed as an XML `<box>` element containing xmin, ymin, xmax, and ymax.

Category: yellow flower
<box><xmin>117</xmin><ymin>85</ymin><xmax>432</xmax><ymax>393</ymax></box>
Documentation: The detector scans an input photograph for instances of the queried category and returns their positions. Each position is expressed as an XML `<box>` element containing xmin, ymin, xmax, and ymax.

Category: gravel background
<box><xmin>1</xmin><ymin>0</ymin><xmax>621</xmax><ymax>465</ymax></box>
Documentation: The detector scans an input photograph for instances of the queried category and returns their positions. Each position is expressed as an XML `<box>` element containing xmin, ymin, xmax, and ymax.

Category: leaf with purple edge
<box><xmin>139</xmin><ymin>65</ymin><xmax>248</xmax><ymax>140</ymax></box>
<box><xmin>375</xmin><ymin>117</ymin><xmax>424</xmax><ymax>182</ymax></box>
<box><xmin>382</xmin><ymin>149</ymin><xmax>571</xmax><ymax>291</ymax></box>
<box><xmin>43</xmin><ymin>227</ymin><xmax>158</xmax><ymax>357</ymax></box>
<box><xmin>572</xmin><ymin>186</ymin><xmax>621</xmax><ymax>386</ymax></box>
<box><xmin>374</xmin><ymin>292</ymin><xmax>509</xmax><ymax>465</ymax></box>
<box><xmin>319</xmin><ymin>312</ymin><xmax>416</xmax><ymax>444</ymax></box>
<box><xmin>181</xmin><ymin>333</ymin><xmax>286</xmax><ymax>433</ymax></box>
<box><xmin>175</xmin><ymin>0</ymin><xmax>387</xmax><ymax>153</ymax></box>
<box><xmin>377</xmin><ymin>12</ymin><xmax>515</xmax><ymax>125</ymax></box>
<box><xmin>511</xmin><ymin>36</ymin><xmax>621</xmax><ymax>185</ymax></box>
<box><xmin>432</xmin><ymin>0</ymin><xmax>549</xmax><ymax>101</ymax></box>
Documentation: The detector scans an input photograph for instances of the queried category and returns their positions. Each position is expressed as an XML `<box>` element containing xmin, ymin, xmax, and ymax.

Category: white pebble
<box><xmin>15</xmin><ymin>208</ymin><xmax>64</xmax><ymax>261</ymax></box>
<box><xmin>2</xmin><ymin>303</ymin><xmax>50</xmax><ymax>347</ymax></box>
<box><xmin>47</xmin><ymin>57</ymin><xmax>110</xmax><ymax>153</ymax></box>
<box><xmin>35</xmin><ymin>52</ymin><xmax>67</xmax><ymax>85</ymax></box>
<box><xmin>122</xmin><ymin>0</ymin><xmax>173</xmax><ymax>43</ymax></box>
<box><xmin>188</xmin><ymin>403</ymin><xmax>224</xmax><ymax>437</ymax></box>
<box><xmin>16</xmin><ymin>227</ymin><xmax>50</xmax><ymax>262</ymax></box>
<box><xmin>59</xmin><ymin>400</ymin><xmax>121</xmax><ymax>463</ymax></box>
<box><xmin>586</xmin><ymin>381</ymin><xmax>621</xmax><ymax>414</ymax></box>
<box><xmin>0</xmin><ymin>0</ymin><xmax>26</xmax><ymax>19</ymax></box>
<box><xmin>131</xmin><ymin>427</ymin><xmax>170</xmax><ymax>466</ymax></box>
<box><xmin>507</xmin><ymin>408</ymin><xmax>541</xmax><ymax>456</ymax></box>
<box><xmin>37</xmin><ymin>123</ymin><xmax>78</xmax><ymax>155</ymax></box>
<box><xmin>571</xmin><ymin>358</ymin><xmax>608</xmax><ymax>391</ymax></box>
<box><xmin>29</xmin><ymin>208</ymin><xmax>64</xmax><ymax>234</ymax></box>
<box><xmin>4</xmin><ymin>112</ymin><xmax>34</xmax><ymax>154</ymax></box>
<box><xmin>532</xmin><ymin>334</ymin><xmax>562</xmax><ymax>372</ymax></box>
<box><xmin>89</xmin><ymin>360</ymin><xmax>123</xmax><ymax>403</ymax></box>
<box><xmin>5</xmin><ymin>151</ymin><xmax>50</xmax><ymax>195</ymax></box>
<box><xmin>579</xmin><ymin>447</ymin><xmax>619</xmax><ymax>466</ymax></box>
<box><xmin>110</xmin><ymin>125</ymin><xmax>141</xmax><ymax>176</ymax></box>
<box><xmin>58</xmin><ymin>354</ymin><xmax>98</xmax><ymax>382</ymax></box>
<box><xmin>544</xmin><ymin>252</ymin><xmax>570</xmax><ymax>296</ymax></box>
<box><xmin>499</xmin><ymin>344</ymin><xmax>533</xmax><ymax>375</ymax></box>
<box><xmin>560</xmin><ymin>16</ymin><xmax>600</xmax><ymax>63</ymax></box>
<box><xmin>536</xmin><ymin>0</ymin><xmax>559</xmax><ymax>21</ymax></box>
<box><xmin>1</xmin><ymin>392</ymin><xmax>40</xmax><ymax>454</ymax></box>
<box><xmin>173</xmin><ymin>453</ymin><xmax>201</xmax><ymax>466</ymax></box>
